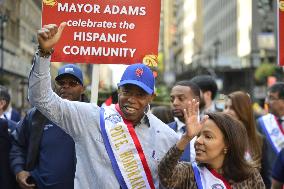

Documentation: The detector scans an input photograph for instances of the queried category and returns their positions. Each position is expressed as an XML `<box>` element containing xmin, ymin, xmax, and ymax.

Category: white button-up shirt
<box><xmin>28</xmin><ymin>54</ymin><xmax>179</xmax><ymax>189</ymax></box>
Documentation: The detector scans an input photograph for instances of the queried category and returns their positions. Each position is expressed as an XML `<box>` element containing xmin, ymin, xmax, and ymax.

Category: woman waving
<box><xmin>158</xmin><ymin>99</ymin><xmax>265</xmax><ymax>189</ymax></box>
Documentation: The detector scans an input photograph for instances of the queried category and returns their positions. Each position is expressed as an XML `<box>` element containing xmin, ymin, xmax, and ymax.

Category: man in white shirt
<box><xmin>28</xmin><ymin>22</ymin><xmax>178</xmax><ymax>189</ymax></box>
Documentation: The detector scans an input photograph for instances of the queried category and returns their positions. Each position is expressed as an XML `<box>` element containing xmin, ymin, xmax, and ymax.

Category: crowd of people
<box><xmin>0</xmin><ymin>22</ymin><xmax>283</xmax><ymax>189</ymax></box>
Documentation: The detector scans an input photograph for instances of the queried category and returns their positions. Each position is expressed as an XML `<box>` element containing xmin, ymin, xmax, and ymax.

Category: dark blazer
<box><xmin>257</xmin><ymin>117</ymin><xmax>278</xmax><ymax>172</ymax></box>
<box><xmin>257</xmin><ymin>117</ymin><xmax>276</xmax><ymax>189</ymax></box>
<box><xmin>259</xmin><ymin>137</ymin><xmax>272</xmax><ymax>189</ymax></box>
<box><xmin>168</xmin><ymin>121</ymin><xmax>192</xmax><ymax>162</ymax></box>
<box><xmin>10</xmin><ymin>108</ymin><xmax>21</xmax><ymax>123</ymax></box>
<box><xmin>0</xmin><ymin>119</ymin><xmax>18</xmax><ymax>189</ymax></box>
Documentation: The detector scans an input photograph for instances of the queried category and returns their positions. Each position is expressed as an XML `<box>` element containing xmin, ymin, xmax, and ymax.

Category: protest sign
<box><xmin>42</xmin><ymin>0</ymin><xmax>160</xmax><ymax>65</ymax></box>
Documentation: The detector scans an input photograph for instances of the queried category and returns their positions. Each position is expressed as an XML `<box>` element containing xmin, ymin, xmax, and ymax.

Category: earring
<box><xmin>224</xmin><ymin>148</ymin><xmax>228</xmax><ymax>154</ymax></box>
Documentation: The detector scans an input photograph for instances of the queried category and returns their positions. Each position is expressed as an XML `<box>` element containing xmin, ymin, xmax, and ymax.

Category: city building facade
<box><xmin>163</xmin><ymin>0</ymin><xmax>277</xmax><ymax>98</ymax></box>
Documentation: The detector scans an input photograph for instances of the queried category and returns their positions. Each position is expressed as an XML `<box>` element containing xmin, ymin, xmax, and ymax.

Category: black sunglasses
<box><xmin>55</xmin><ymin>80</ymin><xmax>81</xmax><ymax>87</ymax></box>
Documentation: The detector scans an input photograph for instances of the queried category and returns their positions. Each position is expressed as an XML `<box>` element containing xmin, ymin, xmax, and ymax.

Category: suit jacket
<box><xmin>168</xmin><ymin>121</ymin><xmax>191</xmax><ymax>162</ymax></box>
<box><xmin>257</xmin><ymin>116</ymin><xmax>278</xmax><ymax>173</ymax></box>
<box><xmin>0</xmin><ymin>119</ymin><xmax>19</xmax><ymax>189</ymax></box>
<box><xmin>11</xmin><ymin>109</ymin><xmax>21</xmax><ymax>123</ymax></box>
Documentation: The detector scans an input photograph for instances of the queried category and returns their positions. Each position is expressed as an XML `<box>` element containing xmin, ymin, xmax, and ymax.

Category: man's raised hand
<box><xmin>37</xmin><ymin>22</ymin><xmax>67</xmax><ymax>51</ymax></box>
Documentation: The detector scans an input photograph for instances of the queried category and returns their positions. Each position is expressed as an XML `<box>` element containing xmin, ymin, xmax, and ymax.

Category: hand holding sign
<box><xmin>37</xmin><ymin>22</ymin><xmax>67</xmax><ymax>51</ymax></box>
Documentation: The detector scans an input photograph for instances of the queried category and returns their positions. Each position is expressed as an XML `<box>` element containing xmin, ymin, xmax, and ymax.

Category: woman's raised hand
<box><xmin>183</xmin><ymin>99</ymin><xmax>207</xmax><ymax>140</ymax></box>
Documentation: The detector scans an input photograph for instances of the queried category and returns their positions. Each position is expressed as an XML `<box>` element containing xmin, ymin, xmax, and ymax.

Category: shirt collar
<box><xmin>174</xmin><ymin>117</ymin><xmax>185</xmax><ymax>131</ymax></box>
<box><xmin>204</xmin><ymin>102</ymin><xmax>216</xmax><ymax>113</ymax></box>
<box><xmin>134</xmin><ymin>114</ymin><xmax>150</xmax><ymax>128</ymax></box>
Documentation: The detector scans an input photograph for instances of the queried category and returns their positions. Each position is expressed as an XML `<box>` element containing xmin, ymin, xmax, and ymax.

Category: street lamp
<box><xmin>0</xmin><ymin>13</ymin><xmax>8</xmax><ymax>76</ymax></box>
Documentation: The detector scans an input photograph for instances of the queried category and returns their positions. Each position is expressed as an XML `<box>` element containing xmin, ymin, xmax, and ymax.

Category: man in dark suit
<box><xmin>257</xmin><ymin>82</ymin><xmax>284</xmax><ymax>181</ymax></box>
<box><xmin>0</xmin><ymin>86</ymin><xmax>18</xmax><ymax>189</ymax></box>
<box><xmin>0</xmin><ymin>119</ymin><xmax>19</xmax><ymax>189</ymax></box>
<box><xmin>0</xmin><ymin>86</ymin><xmax>17</xmax><ymax>133</ymax></box>
<box><xmin>4</xmin><ymin>105</ymin><xmax>21</xmax><ymax>123</ymax></box>
<box><xmin>0</xmin><ymin>86</ymin><xmax>21</xmax><ymax>123</ymax></box>
<box><xmin>168</xmin><ymin>80</ymin><xmax>201</xmax><ymax>162</ymax></box>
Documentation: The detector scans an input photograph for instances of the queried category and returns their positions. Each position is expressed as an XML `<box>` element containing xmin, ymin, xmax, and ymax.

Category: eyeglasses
<box><xmin>55</xmin><ymin>80</ymin><xmax>81</xmax><ymax>87</ymax></box>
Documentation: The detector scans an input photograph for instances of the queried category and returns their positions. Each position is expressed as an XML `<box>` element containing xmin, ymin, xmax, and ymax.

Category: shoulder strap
<box><xmin>25</xmin><ymin>109</ymin><xmax>48</xmax><ymax>170</ymax></box>
<box><xmin>192</xmin><ymin>163</ymin><xmax>203</xmax><ymax>189</ymax></box>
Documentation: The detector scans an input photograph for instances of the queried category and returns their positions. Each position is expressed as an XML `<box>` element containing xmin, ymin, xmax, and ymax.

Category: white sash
<box><xmin>100</xmin><ymin>105</ymin><xmax>155</xmax><ymax>189</ymax></box>
<box><xmin>192</xmin><ymin>163</ymin><xmax>231</xmax><ymax>189</ymax></box>
<box><xmin>259</xmin><ymin>114</ymin><xmax>284</xmax><ymax>154</ymax></box>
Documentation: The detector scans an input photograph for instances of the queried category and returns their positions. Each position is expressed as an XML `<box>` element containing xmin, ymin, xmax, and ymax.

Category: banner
<box><xmin>42</xmin><ymin>0</ymin><xmax>161</xmax><ymax>65</ymax></box>
<box><xmin>279</xmin><ymin>0</ymin><xmax>284</xmax><ymax>66</ymax></box>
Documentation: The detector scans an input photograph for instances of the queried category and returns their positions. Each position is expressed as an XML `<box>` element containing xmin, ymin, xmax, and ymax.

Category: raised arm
<box><xmin>37</xmin><ymin>23</ymin><xmax>66</xmax><ymax>53</ymax></box>
<box><xmin>28</xmin><ymin>23</ymin><xmax>92</xmax><ymax>140</ymax></box>
<box><xmin>158</xmin><ymin>99</ymin><xmax>207</xmax><ymax>188</ymax></box>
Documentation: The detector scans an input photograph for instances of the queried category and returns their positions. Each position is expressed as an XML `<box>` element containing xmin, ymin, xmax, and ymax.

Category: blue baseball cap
<box><xmin>118</xmin><ymin>63</ymin><xmax>155</xmax><ymax>94</ymax></box>
<box><xmin>55</xmin><ymin>64</ymin><xmax>83</xmax><ymax>85</ymax></box>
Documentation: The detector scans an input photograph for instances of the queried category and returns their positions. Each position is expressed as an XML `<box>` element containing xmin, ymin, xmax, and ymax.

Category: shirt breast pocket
<box><xmin>94</xmin><ymin>133</ymin><xmax>104</xmax><ymax>143</ymax></box>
